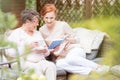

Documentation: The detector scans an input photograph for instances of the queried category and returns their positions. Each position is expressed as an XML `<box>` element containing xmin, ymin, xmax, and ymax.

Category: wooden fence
<box><xmin>1</xmin><ymin>0</ymin><xmax>120</xmax><ymax>28</ymax></box>
<box><xmin>37</xmin><ymin>0</ymin><xmax>120</xmax><ymax>23</ymax></box>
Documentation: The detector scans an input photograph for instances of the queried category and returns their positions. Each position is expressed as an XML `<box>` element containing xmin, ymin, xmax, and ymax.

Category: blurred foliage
<box><xmin>37</xmin><ymin>0</ymin><xmax>120</xmax><ymax>24</ymax></box>
<box><xmin>0</xmin><ymin>10</ymin><xmax>18</xmax><ymax>34</ymax></box>
<box><xmin>70</xmin><ymin>16</ymin><xmax>120</xmax><ymax>66</ymax></box>
<box><xmin>68</xmin><ymin>16</ymin><xmax>120</xmax><ymax>80</ymax></box>
<box><xmin>16</xmin><ymin>69</ymin><xmax>46</xmax><ymax>80</ymax></box>
<box><xmin>0</xmin><ymin>9</ymin><xmax>20</xmax><ymax>80</ymax></box>
<box><xmin>68</xmin><ymin>72</ymin><xmax>119</xmax><ymax>80</ymax></box>
<box><xmin>0</xmin><ymin>10</ymin><xmax>18</xmax><ymax>47</ymax></box>
<box><xmin>17</xmin><ymin>74</ymin><xmax>46</xmax><ymax>80</ymax></box>
<box><xmin>25</xmin><ymin>0</ymin><xmax>36</xmax><ymax>10</ymax></box>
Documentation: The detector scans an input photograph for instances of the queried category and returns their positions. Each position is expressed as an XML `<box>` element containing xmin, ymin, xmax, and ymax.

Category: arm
<box><xmin>6</xmin><ymin>30</ymin><xmax>26</xmax><ymax>58</ymax></box>
<box><xmin>34</xmin><ymin>32</ymin><xmax>50</xmax><ymax>57</ymax></box>
<box><xmin>63</xmin><ymin>22</ymin><xmax>77</xmax><ymax>44</ymax></box>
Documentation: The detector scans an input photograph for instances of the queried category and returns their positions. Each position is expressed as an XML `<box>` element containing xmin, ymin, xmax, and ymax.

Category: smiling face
<box><xmin>40</xmin><ymin>4</ymin><xmax>57</xmax><ymax>28</ymax></box>
<box><xmin>21</xmin><ymin>9</ymin><xmax>40</xmax><ymax>32</ymax></box>
<box><xmin>27</xmin><ymin>17</ymin><xmax>39</xmax><ymax>31</ymax></box>
<box><xmin>43</xmin><ymin>11</ymin><xmax>56</xmax><ymax>28</ymax></box>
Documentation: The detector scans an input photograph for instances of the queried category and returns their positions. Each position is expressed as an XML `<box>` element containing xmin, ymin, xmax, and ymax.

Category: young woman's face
<box><xmin>43</xmin><ymin>11</ymin><xmax>56</xmax><ymax>28</ymax></box>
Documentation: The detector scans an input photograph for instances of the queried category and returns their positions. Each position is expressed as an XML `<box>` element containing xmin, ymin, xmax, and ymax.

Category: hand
<box><xmin>48</xmin><ymin>46</ymin><xmax>60</xmax><ymax>54</ymax></box>
<box><xmin>48</xmin><ymin>49</ymin><xmax>54</xmax><ymax>52</ymax></box>
<box><xmin>52</xmin><ymin>40</ymin><xmax>69</xmax><ymax>56</ymax></box>
<box><xmin>35</xmin><ymin>48</ymin><xmax>48</xmax><ymax>53</ymax></box>
<box><xmin>65</xmin><ymin>37</ymin><xmax>76</xmax><ymax>44</ymax></box>
<box><xmin>29</xmin><ymin>41</ymin><xmax>39</xmax><ymax>49</ymax></box>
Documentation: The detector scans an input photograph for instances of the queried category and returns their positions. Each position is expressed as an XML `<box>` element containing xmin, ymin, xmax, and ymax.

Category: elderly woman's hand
<box><xmin>29</xmin><ymin>41</ymin><xmax>39</xmax><ymax>49</ymax></box>
<box><xmin>35</xmin><ymin>48</ymin><xmax>48</xmax><ymax>53</ymax></box>
<box><xmin>34</xmin><ymin>45</ymin><xmax>48</xmax><ymax>53</ymax></box>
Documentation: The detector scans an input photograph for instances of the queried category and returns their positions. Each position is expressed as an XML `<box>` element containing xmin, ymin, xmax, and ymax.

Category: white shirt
<box><xmin>7</xmin><ymin>28</ymin><xmax>50</xmax><ymax>62</ymax></box>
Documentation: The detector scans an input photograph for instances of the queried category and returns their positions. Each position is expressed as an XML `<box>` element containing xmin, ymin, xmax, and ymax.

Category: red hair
<box><xmin>40</xmin><ymin>4</ymin><xmax>57</xmax><ymax>17</ymax></box>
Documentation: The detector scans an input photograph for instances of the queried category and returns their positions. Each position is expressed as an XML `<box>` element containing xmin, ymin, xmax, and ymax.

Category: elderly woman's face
<box><xmin>43</xmin><ymin>11</ymin><xmax>56</xmax><ymax>27</ymax></box>
<box><xmin>27</xmin><ymin>17</ymin><xmax>39</xmax><ymax>31</ymax></box>
<box><xmin>31</xmin><ymin>17</ymin><xmax>39</xmax><ymax>27</ymax></box>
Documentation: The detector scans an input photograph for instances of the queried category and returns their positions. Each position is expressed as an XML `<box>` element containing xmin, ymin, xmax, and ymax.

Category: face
<box><xmin>43</xmin><ymin>11</ymin><xmax>56</xmax><ymax>28</ymax></box>
<box><xmin>27</xmin><ymin>17</ymin><xmax>39</xmax><ymax>31</ymax></box>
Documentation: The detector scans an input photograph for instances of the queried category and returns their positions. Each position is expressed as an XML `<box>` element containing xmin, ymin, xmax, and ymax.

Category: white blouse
<box><xmin>6</xmin><ymin>28</ymin><xmax>50</xmax><ymax>62</ymax></box>
<box><xmin>40</xmin><ymin>21</ymin><xmax>82</xmax><ymax>59</ymax></box>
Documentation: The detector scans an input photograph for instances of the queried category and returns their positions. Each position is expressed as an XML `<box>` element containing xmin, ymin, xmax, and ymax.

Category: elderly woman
<box><xmin>6</xmin><ymin>9</ymin><xmax>56</xmax><ymax>80</ymax></box>
<box><xmin>39</xmin><ymin>3</ymin><xmax>109</xmax><ymax>75</ymax></box>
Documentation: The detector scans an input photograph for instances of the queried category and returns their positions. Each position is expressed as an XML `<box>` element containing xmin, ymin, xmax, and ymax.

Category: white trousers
<box><xmin>56</xmin><ymin>47</ymin><xmax>99</xmax><ymax>75</ymax></box>
<box><xmin>23</xmin><ymin>60</ymin><xmax>56</xmax><ymax>80</ymax></box>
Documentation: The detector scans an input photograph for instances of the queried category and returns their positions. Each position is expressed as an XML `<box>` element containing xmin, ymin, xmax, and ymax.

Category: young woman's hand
<box><xmin>65</xmin><ymin>37</ymin><xmax>76</xmax><ymax>44</ymax></box>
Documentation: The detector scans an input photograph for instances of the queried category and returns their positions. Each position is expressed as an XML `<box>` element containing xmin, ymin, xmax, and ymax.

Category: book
<box><xmin>48</xmin><ymin>39</ymin><xmax>64</xmax><ymax>49</ymax></box>
<box><xmin>32</xmin><ymin>40</ymin><xmax>45</xmax><ymax>50</ymax></box>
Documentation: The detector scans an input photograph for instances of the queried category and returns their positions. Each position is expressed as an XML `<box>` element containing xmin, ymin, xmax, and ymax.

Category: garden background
<box><xmin>0</xmin><ymin>0</ymin><xmax>120</xmax><ymax>80</ymax></box>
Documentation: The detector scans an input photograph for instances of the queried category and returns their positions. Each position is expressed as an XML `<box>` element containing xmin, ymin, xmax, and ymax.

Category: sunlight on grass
<box><xmin>69</xmin><ymin>16</ymin><xmax>120</xmax><ymax>80</ymax></box>
<box><xmin>71</xmin><ymin>16</ymin><xmax>120</xmax><ymax>65</ymax></box>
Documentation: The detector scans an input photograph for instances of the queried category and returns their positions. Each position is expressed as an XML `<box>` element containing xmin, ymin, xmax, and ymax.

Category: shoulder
<box><xmin>58</xmin><ymin>21</ymin><xmax>71</xmax><ymax>30</ymax></box>
<box><xmin>39</xmin><ymin>25</ymin><xmax>48</xmax><ymax>34</ymax></box>
<box><xmin>13</xmin><ymin>27</ymin><xmax>22</xmax><ymax>33</ymax></box>
<box><xmin>9</xmin><ymin>28</ymin><xmax>22</xmax><ymax>36</ymax></box>
<box><xmin>39</xmin><ymin>24</ymin><xmax>46</xmax><ymax>31</ymax></box>
<box><xmin>55</xmin><ymin>21</ymin><xmax>69</xmax><ymax>29</ymax></box>
<box><xmin>56</xmin><ymin>21</ymin><xmax>68</xmax><ymax>25</ymax></box>
<box><xmin>34</xmin><ymin>30</ymin><xmax>43</xmax><ymax>37</ymax></box>
<box><xmin>7</xmin><ymin>28</ymin><xmax>22</xmax><ymax>41</ymax></box>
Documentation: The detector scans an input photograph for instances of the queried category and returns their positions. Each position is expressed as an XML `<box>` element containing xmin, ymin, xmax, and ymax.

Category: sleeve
<box><xmin>5</xmin><ymin>32</ymin><xmax>18</xmax><ymax>58</ymax></box>
<box><xmin>44</xmin><ymin>50</ymin><xmax>50</xmax><ymax>57</ymax></box>
<box><xmin>63</xmin><ymin>22</ymin><xmax>77</xmax><ymax>41</ymax></box>
<box><xmin>39</xmin><ymin>26</ymin><xmax>51</xmax><ymax>45</ymax></box>
<box><xmin>6</xmin><ymin>30</ymin><xmax>25</xmax><ymax>57</ymax></box>
<box><xmin>38</xmin><ymin>32</ymin><xmax>50</xmax><ymax>57</ymax></box>
<box><xmin>39</xmin><ymin>25</ymin><xmax>46</xmax><ymax>38</ymax></box>
<box><xmin>63</xmin><ymin>22</ymin><xmax>75</xmax><ymax>38</ymax></box>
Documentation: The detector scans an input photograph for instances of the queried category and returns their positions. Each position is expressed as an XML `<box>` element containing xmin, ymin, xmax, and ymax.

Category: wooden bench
<box><xmin>51</xmin><ymin>27</ymin><xmax>111</xmax><ymax>80</ymax></box>
<box><xmin>1</xmin><ymin>28</ymin><xmax>111</xmax><ymax>80</ymax></box>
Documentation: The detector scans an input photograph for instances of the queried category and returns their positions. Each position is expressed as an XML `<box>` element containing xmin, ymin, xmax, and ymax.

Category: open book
<box><xmin>48</xmin><ymin>39</ymin><xmax>64</xmax><ymax>49</ymax></box>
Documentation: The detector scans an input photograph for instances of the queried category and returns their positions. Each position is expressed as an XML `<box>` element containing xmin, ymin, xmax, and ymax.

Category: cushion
<box><xmin>73</xmin><ymin>27</ymin><xmax>106</xmax><ymax>54</ymax></box>
<box><xmin>111</xmin><ymin>65</ymin><xmax>120</xmax><ymax>77</ymax></box>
